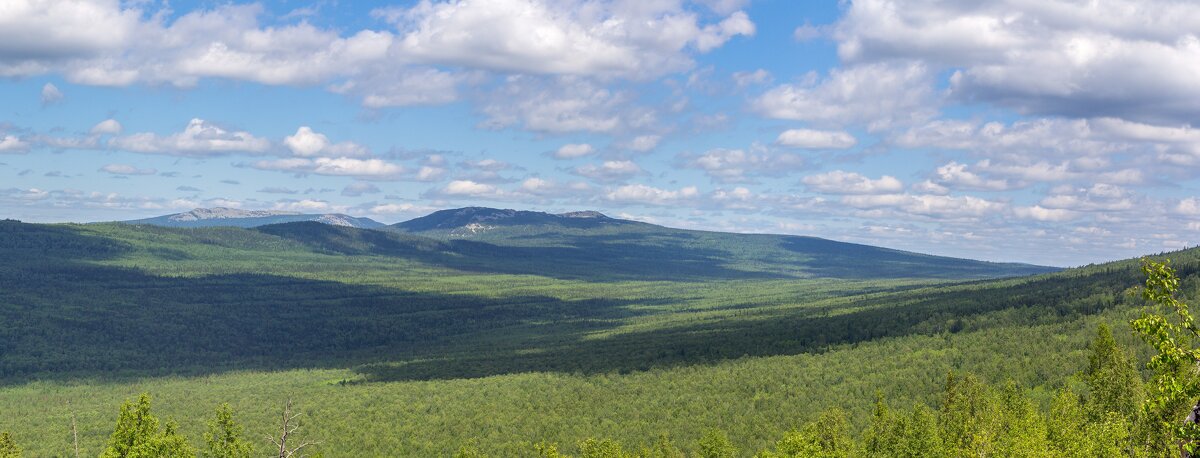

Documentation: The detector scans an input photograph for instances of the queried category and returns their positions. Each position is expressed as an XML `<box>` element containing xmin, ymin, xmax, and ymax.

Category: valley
<box><xmin>0</xmin><ymin>208</ymin><xmax>1187</xmax><ymax>455</ymax></box>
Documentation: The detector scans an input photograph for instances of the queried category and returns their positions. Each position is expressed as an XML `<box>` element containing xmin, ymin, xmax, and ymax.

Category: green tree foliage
<box><xmin>452</xmin><ymin>444</ymin><xmax>487</xmax><ymax>458</ymax></box>
<box><xmin>1132</xmin><ymin>258</ymin><xmax>1200</xmax><ymax>454</ymax></box>
<box><xmin>899</xmin><ymin>404</ymin><xmax>946</xmax><ymax>457</ymax></box>
<box><xmin>995</xmin><ymin>381</ymin><xmax>1050</xmax><ymax>457</ymax></box>
<box><xmin>639</xmin><ymin>434</ymin><xmax>684</xmax><ymax>458</ymax></box>
<box><xmin>203</xmin><ymin>403</ymin><xmax>251</xmax><ymax>458</ymax></box>
<box><xmin>0</xmin><ymin>432</ymin><xmax>20</xmax><ymax>458</ymax></box>
<box><xmin>100</xmin><ymin>394</ymin><xmax>194</xmax><ymax>458</ymax></box>
<box><xmin>533</xmin><ymin>442</ymin><xmax>569</xmax><ymax>458</ymax></box>
<box><xmin>696</xmin><ymin>429</ymin><xmax>737</xmax><ymax>458</ymax></box>
<box><xmin>938</xmin><ymin>372</ymin><xmax>1000</xmax><ymax>456</ymax></box>
<box><xmin>1086</xmin><ymin>323</ymin><xmax>1145</xmax><ymax>424</ymax></box>
<box><xmin>578</xmin><ymin>438</ymin><xmax>633</xmax><ymax>458</ymax></box>
<box><xmin>756</xmin><ymin>408</ymin><xmax>858</xmax><ymax>458</ymax></box>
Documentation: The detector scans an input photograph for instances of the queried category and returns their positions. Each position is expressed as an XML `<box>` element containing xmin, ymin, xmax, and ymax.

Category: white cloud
<box><xmin>480</xmin><ymin>76</ymin><xmax>644</xmax><ymax>133</ymax></box>
<box><xmin>90</xmin><ymin>119</ymin><xmax>122</xmax><ymax>135</ymax></box>
<box><xmin>1176</xmin><ymin>198</ymin><xmax>1200</xmax><ymax>216</ymax></box>
<box><xmin>842</xmin><ymin>193</ymin><xmax>1006</xmax><ymax>219</ymax></box>
<box><xmin>732</xmin><ymin>69</ymin><xmax>772</xmax><ymax>87</ymax></box>
<box><xmin>802</xmin><ymin>170</ymin><xmax>903</xmax><ymax>195</ymax></box>
<box><xmin>520</xmin><ymin>177</ymin><xmax>554</xmax><ymax>194</ymax></box>
<box><xmin>284</xmin><ymin>126</ymin><xmax>368</xmax><ymax>158</ymax></box>
<box><xmin>283</xmin><ymin>127</ymin><xmax>330</xmax><ymax>157</ymax></box>
<box><xmin>110</xmin><ymin>119</ymin><xmax>270</xmax><ymax>156</ymax></box>
<box><xmin>754</xmin><ymin>61</ymin><xmax>936</xmax><ymax>131</ymax></box>
<box><xmin>0</xmin><ymin>0</ymin><xmax>140</xmax><ymax>77</ymax></box>
<box><xmin>312</xmin><ymin>157</ymin><xmax>404</xmax><ymax>178</ymax></box>
<box><xmin>40</xmin><ymin>83</ymin><xmax>63</xmax><ymax>104</ymax></box>
<box><xmin>681</xmin><ymin>147</ymin><xmax>805</xmax><ymax>183</ymax></box>
<box><xmin>1013</xmin><ymin>205</ymin><xmax>1079</xmax><ymax>222</ymax></box>
<box><xmin>441</xmin><ymin>179</ymin><xmax>498</xmax><ymax>197</ymax></box>
<box><xmin>627</xmin><ymin>135</ymin><xmax>662</xmax><ymax>152</ymax></box>
<box><xmin>911</xmin><ymin>180</ymin><xmax>949</xmax><ymax>195</ymax></box>
<box><xmin>378</xmin><ymin>0</ymin><xmax>753</xmax><ymax>78</ymax></box>
<box><xmin>553</xmin><ymin>143</ymin><xmax>595</xmax><ymax>159</ymax></box>
<box><xmin>461</xmin><ymin>158</ymin><xmax>512</xmax><ymax>172</ymax></box>
<box><xmin>333</xmin><ymin>67</ymin><xmax>468</xmax><ymax>108</ymax></box>
<box><xmin>272</xmin><ymin>199</ymin><xmax>346</xmax><ymax>213</ymax></box>
<box><xmin>776</xmin><ymin>128</ymin><xmax>857</xmax><ymax>149</ymax></box>
<box><xmin>416</xmin><ymin>166</ymin><xmax>446</xmax><ymax>181</ymax></box>
<box><xmin>573</xmin><ymin>160</ymin><xmax>643</xmax><ymax>182</ymax></box>
<box><xmin>834</xmin><ymin>0</ymin><xmax>1200</xmax><ymax>125</ymax></box>
<box><xmin>0</xmin><ymin>135</ymin><xmax>29</xmax><ymax>153</ymax></box>
<box><xmin>369</xmin><ymin>203</ymin><xmax>420</xmax><ymax>214</ymax></box>
<box><xmin>606</xmin><ymin>184</ymin><xmax>699</xmax><ymax>205</ymax></box>
<box><xmin>253</xmin><ymin>157</ymin><xmax>405</xmax><ymax>179</ymax></box>
<box><xmin>1040</xmin><ymin>183</ymin><xmax>1138</xmax><ymax>212</ymax></box>
<box><xmin>933</xmin><ymin>161</ymin><xmax>1009</xmax><ymax>191</ymax></box>
<box><xmin>99</xmin><ymin>164</ymin><xmax>156</xmax><ymax>175</ymax></box>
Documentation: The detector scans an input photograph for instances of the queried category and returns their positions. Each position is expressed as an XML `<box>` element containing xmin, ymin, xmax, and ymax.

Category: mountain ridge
<box><xmin>123</xmin><ymin>207</ymin><xmax>385</xmax><ymax>229</ymax></box>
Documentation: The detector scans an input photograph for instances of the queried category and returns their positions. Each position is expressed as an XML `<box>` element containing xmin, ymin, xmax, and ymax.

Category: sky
<box><xmin>2</xmin><ymin>0</ymin><xmax>1200</xmax><ymax>267</ymax></box>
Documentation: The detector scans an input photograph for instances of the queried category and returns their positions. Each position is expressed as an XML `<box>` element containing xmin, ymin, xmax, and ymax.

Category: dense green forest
<box><xmin>0</xmin><ymin>218</ymin><xmax>1196</xmax><ymax>455</ymax></box>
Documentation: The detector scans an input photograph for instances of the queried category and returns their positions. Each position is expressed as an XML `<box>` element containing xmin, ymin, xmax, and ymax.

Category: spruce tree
<box><xmin>696</xmin><ymin>429</ymin><xmax>737</xmax><ymax>458</ymax></box>
<box><xmin>204</xmin><ymin>403</ymin><xmax>251</xmax><ymax>458</ymax></box>
<box><xmin>100</xmin><ymin>393</ymin><xmax>194</xmax><ymax>458</ymax></box>
<box><xmin>1085</xmin><ymin>323</ymin><xmax>1145</xmax><ymax>424</ymax></box>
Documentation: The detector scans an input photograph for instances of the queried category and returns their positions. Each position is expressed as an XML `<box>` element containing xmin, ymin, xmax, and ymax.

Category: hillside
<box><xmin>388</xmin><ymin>207</ymin><xmax>1057</xmax><ymax>279</ymax></box>
<box><xmin>123</xmin><ymin>207</ymin><xmax>385</xmax><ymax>229</ymax></box>
<box><xmin>0</xmin><ymin>217</ymin><xmax>1194</xmax><ymax>455</ymax></box>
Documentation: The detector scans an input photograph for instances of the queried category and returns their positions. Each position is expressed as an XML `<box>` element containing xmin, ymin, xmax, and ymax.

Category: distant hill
<box><xmin>392</xmin><ymin>206</ymin><xmax>637</xmax><ymax>234</ymax></box>
<box><xmin>388</xmin><ymin>207</ymin><xmax>1058</xmax><ymax>279</ymax></box>
<box><xmin>123</xmin><ymin>207</ymin><xmax>385</xmax><ymax>229</ymax></box>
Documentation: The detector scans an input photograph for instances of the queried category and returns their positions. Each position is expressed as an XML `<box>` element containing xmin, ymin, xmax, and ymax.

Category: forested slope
<box><xmin>0</xmin><ymin>218</ymin><xmax>1194</xmax><ymax>455</ymax></box>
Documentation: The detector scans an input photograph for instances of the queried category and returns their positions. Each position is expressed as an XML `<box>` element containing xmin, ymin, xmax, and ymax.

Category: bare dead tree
<box><xmin>267</xmin><ymin>399</ymin><xmax>318</xmax><ymax>458</ymax></box>
<box><xmin>67</xmin><ymin>401</ymin><xmax>79</xmax><ymax>458</ymax></box>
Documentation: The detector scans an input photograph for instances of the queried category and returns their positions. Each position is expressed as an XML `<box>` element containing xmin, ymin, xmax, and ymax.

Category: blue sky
<box><xmin>3</xmin><ymin>0</ymin><xmax>1200</xmax><ymax>267</ymax></box>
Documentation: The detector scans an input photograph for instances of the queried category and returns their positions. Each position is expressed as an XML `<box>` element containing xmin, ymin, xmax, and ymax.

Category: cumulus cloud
<box><xmin>834</xmin><ymin>0</ymin><xmax>1200</xmax><ymax>125</ymax></box>
<box><xmin>439</xmin><ymin>179</ymin><xmax>499</xmax><ymax>197</ymax></box>
<box><xmin>553</xmin><ymin>143</ymin><xmax>595</xmax><ymax>159</ymax></box>
<box><xmin>272</xmin><ymin>199</ymin><xmax>347</xmax><ymax>213</ymax></box>
<box><xmin>0</xmin><ymin>1</ymin><xmax>757</xmax><ymax>140</ymax></box>
<box><xmin>284</xmin><ymin>126</ymin><xmax>368</xmax><ymax>158</ymax></box>
<box><xmin>110</xmin><ymin>119</ymin><xmax>270</xmax><ymax>156</ymax></box>
<box><xmin>754</xmin><ymin>61</ymin><xmax>936</xmax><ymax>131</ymax></box>
<box><xmin>842</xmin><ymin>193</ymin><xmax>1006</xmax><ymax>219</ymax></box>
<box><xmin>1039</xmin><ymin>183</ymin><xmax>1138</xmax><ymax>213</ymax></box>
<box><xmin>376</xmin><ymin>0</ymin><xmax>753</xmax><ymax>78</ymax></box>
<box><xmin>40</xmin><ymin>83</ymin><xmax>63</xmax><ymax>104</ymax></box>
<box><xmin>932</xmin><ymin>162</ymin><xmax>1009</xmax><ymax>191</ymax></box>
<box><xmin>572</xmin><ymin>160</ymin><xmax>643</xmax><ymax>182</ymax></box>
<box><xmin>253</xmin><ymin>157</ymin><xmax>405</xmax><ymax>179</ymax></box>
<box><xmin>0</xmin><ymin>135</ymin><xmax>29</xmax><ymax>153</ymax></box>
<box><xmin>480</xmin><ymin>76</ymin><xmax>646</xmax><ymax>133</ymax></box>
<box><xmin>626</xmin><ymin>135</ymin><xmax>662</xmax><ymax>153</ymax></box>
<box><xmin>99</xmin><ymin>164</ymin><xmax>156</xmax><ymax>175</ymax></box>
<box><xmin>802</xmin><ymin>170</ymin><xmax>903</xmax><ymax>195</ymax></box>
<box><xmin>331</xmin><ymin>67</ymin><xmax>469</xmax><ymax>108</ymax></box>
<box><xmin>776</xmin><ymin>128</ymin><xmax>857</xmax><ymax>149</ymax></box>
<box><xmin>680</xmin><ymin>147</ymin><xmax>806</xmax><ymax>183</ymax></box>
<box><xmin>1013</xmin><ymin>205</ymin><xmax>1079</xmax><ymax>222</ymax></box>
<box><xmin>605</xmin><ymin>184</ymin><xmax>699</xmax><ymax>205</ymax></box>
<box><xmin>90</xmin><ymin>119</ymin><xmax>122</xmax><ymax>135</ymax></box>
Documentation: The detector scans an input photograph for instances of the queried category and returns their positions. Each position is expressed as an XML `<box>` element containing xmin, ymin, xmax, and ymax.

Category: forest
<box><xmin>0</xmin><ymin>219</ymin><xmax>1197</xmax><ymax>455</ymax></box>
